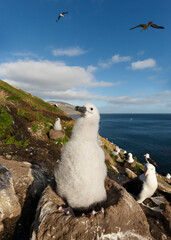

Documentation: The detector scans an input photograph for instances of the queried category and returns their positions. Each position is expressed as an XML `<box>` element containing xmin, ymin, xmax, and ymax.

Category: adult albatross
<box><xmin>130</xmin><ymin>21</ymin><xmax>164</xmax><ymax>31</ymax></box>
<box><xmin>56</xmin><ymin>11</ymin><xmax>68</xmax><ymax>22</ymax></box>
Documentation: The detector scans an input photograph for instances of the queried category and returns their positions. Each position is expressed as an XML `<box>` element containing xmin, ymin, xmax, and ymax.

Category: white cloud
<box><xmin>38</xmin><ymin>88</ymin><xmax>171</xmax><ymax>110</ymax></box>
<box><xmin>0</xmin><ymin>60</ymin><xmax>114</xmax><ymax>92</ymax></box>
<box><xmin>11</xmin><ymin>51</ymin><xmax>38</xmax><ymax>58</ymax></box>
<box><xmin>39</xmin><ymin>90</ymin><xmax>95</xmax><ymax>100</ymax></box>
<box><xmin>131</xmin><ymin>58</ymin><xmax>156</xmax><ymax>70</ymax></box>
<box><xmin>98</xmin><ymin>54</ymin><xmax>131</xmax><ymax>68</ymax></box>
<box><xmin>0</xmin><ymin>59</ymin><xmax>170</xmax><ymax>113</ymax></box>
<box><xmin>87</xmin><ymin>65</ymin><xmax>97</xmax><ymax>73</ymax></box>
<box><xmin>52</xmin><ymin>46</ymin><xmax>87</xmax><ymax>57</ymax></box>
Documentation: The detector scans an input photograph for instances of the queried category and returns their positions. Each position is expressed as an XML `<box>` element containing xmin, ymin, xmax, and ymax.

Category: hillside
<box><xmin>0</xmin><ymin>80</ymin><xmax>74</xmax><ymax>173</ymax></box>
<box><xmin>0</xmin><ymin>79</ymin><xmax>171</xmax><ymax>240</ymax></box>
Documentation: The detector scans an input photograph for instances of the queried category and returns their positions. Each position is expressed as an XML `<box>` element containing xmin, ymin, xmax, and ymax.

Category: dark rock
<box><xmin>31</xmin><ymin>178</ymin><xmax>152</xmax><ymax>240</ymax></box>
<box><xmin>141</xmin><ymin>197</ymin><xmax>171</xmax><ymax>240</ymax></box>
<box><xmin>0</xmin><ymin>164</ymin><xmax>21</xmax><ymax>240</ymax></box>
<box><xmin>0</xmin><ymin>157</ymin><xmax>48</xmax><ymax>240</ymax></box>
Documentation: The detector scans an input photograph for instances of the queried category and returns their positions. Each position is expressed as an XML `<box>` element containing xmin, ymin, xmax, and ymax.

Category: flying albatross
<box><xmin>56</xmin><ymin>11</ymin><xmax>68</xmax><ymax>22</ymax></box>
<box><xmin>129</xmin><ymin>21</ymin><xmax>164</xmax><ymax>31</ymax></box>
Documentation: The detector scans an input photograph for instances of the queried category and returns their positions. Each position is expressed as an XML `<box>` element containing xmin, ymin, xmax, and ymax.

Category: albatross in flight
<box><xmin>130</xmin><ymin>21</ymin><xmax>164</xmax><ymax>31</ymax></box>
<box><xmin>56</xmin><ymin>11</ymin><xmax>68</xmax><ymax>22</ymax></box>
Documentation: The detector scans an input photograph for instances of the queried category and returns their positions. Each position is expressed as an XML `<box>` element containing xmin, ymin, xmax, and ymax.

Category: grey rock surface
<box><xmin>31</xmin><ymin>178</ymin><xmax>152</xmax><ymax>240</ymax></box>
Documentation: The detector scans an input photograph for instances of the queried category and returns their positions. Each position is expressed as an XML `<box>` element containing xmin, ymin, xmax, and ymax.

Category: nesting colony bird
<box><xmin>112</xmin><ymin>146</ymin><xmax>120</xmax><ymax>156</ymax></box>
<box><xmin>125</xmin><ymin>153</ymin><xmax>134</xmax><ymax>163</ymax></box>
<box><xmin>144</xmin><ymin>153</ymin><xmax>157</xmax><ymax>167</ymax></box>
<box><xmin>56</xmin><ymin>11</ymin><xmax>68</xmax><ymax>22</ymax></box>
<box><xmin>130</xmin><ymin>21</ymin><xmax>164</xmax><ymax>31</ymax></box>
<box><xmin>54</xmin><ymin>103</ymin><xmax>107</xmax><ymax>210</ymax></box>
<box><xmin>53</xmin><ymin>117</ymin><xmax>62</xmax><ymax>131</ymax></box>
<box><xmin>166</xmin><ymin>173</ymin><xmax>171</xmax><ymax>179</ymax></box>
<box><xmin>123</xmin><ymin>162</ymin><xmax>158</xmax><ymax>203</ymax></box>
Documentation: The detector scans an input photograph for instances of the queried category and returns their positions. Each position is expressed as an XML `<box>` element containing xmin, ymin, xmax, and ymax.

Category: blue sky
<box><xmin>0</xmin><ymin>0</ymin><xmax>171</xmax><ymax>113</ymax></box>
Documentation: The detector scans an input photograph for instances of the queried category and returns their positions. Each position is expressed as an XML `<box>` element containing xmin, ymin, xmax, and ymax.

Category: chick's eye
<box><xmin>90</xmin><ymin>108</ymin><xmax>93</xmax><ymax>111</ymax></box>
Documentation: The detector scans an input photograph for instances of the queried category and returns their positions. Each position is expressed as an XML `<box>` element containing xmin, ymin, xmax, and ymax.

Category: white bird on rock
<box><xmin>112</xmin><ymin>146</ymin><xmax>120</xmax><ymax>156</ymax></box>
<box><xmin>125</xmin><ymin>153</ymin><xmax>134</xmax><ymax>163</ymax></box>
<box><xmin>54</xmin><ymin>103</ymin><xmax>107</xmax><ymax>210</ymax></box>
<box><xmin>166</xmin><ymin>173</ymin><xmax>171</xmax><ymax>179</ymax></box>
<box><xmin>53</xmin><ymin>118</ymin><xmax>62</xmax><ymax>131</ymax></box>
<box><xmin>124</xmin><ymin>162</ymin><xmax>158</xmax><ymax>203</ymax></box>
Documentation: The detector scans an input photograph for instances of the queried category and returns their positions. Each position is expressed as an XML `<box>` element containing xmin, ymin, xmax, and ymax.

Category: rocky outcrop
<box><xmin>0</xmin><ymin>164</ymin><xmax>21</xmax><ymax>240</ymax></box>
<box><xmin>141</xmin><ymin>197</ymin><xmax>171</xmax><ymax>240</ymax></box>
<box><xmin>49</xmin><ymin>129</ymin><xmax>65</xmax><ymax>140</ymax></box>
<box><xmin>31</xmin><ymin>178</ymin><xmax>152</xmax><ymax>240</ymax></box>
<box><xmin>157</xmin><ymin>173</ymin><xmax>171</xmax><ymax>194</ymax></box>
<box><xmin>0</xmin><ymin>157</ymin><xmax>48</xmax><ymax>240</ymax></box>
<box><xmin>125</xmin><ymin>168</ymin><xmax>137</xmax><ymax>179</ymax></box>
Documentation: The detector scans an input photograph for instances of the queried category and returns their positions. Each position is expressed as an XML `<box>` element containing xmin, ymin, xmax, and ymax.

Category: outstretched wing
<box><xmin>62</xmin><ymin>11</ymin><xmax>68</xmax><ymax>15</ymax></box>
<box><xmin>56</xmin><ymin>16</ymin><xmax>61</xmax><ymax>22</ymax></box>
<box><xmin>129</xmin><ymin>24</ymin><xmax>145</xmax><ymax>30</ymax></box>
<box><xmin>150</xmin><ymin>23</ymin><xmax>164</xmax><ymax>29</ymax></box>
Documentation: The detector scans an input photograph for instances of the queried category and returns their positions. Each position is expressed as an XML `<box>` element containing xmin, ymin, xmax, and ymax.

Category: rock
<box><xmin>102</xmin><ymin>146</ymin><xmax>116</xmax><ymax>167</ymax></box>
<box><xmin>157</xmin><ymin>174</ymin><xmax>171</xmax><ymax>194</ymax></box>
<box><xmin>5</xmin><ymin>154</ymin><xmax>12</xmax><ymax>160</ymax></box>
<box><xmin>0</xmin><ymin>164</ymin><xmax>21</xmax><ymax>240</ymax></box>
<box><xmin>111</xmin><ymin>165</ymin><xmax>119</xmax><ymax>174</ymax></box>
<box><xmin>124</xmin><ymin>160</ymin><xmax>137</xmax><ymax>168</ymax></box>
<box><xmin>49</xmin><ymin>129</ymin><xmax>65</xmax><ymax>140</ymax></box>
<box><xmin>141</xmin><ymin>197</ymin><xmax>171</xmax><ymax>240</ymax></box>
<box><xmin>100</xmin><ymin>137</ymin><xmax>115</xmax><ymax>151</ymax></box>
<box><xmin>115</xmin><ymin>154</ymin><xmax>123</xmax><ymax>162</ymax></box>
<box><xmin>31</xmin><ymin>178</ymin><xmax>152</xmax><ymax>240</ymax></box>
<box><xmin>125</xmin><ymin>168</ymin><xmax>137</xmax><ymax>179</ymax></box>
<box><xmin>0</xmin><ymin>156</ymin><xmax>48</xmax><ymax>240</ymax></box>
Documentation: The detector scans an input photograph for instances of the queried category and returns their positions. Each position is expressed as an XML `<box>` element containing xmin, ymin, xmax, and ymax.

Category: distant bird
<box><xmin>112</xmin><ymin>146</ymin><xmax>120</xmax><ymax>156</ymax></box>
<box><xmin>53</xmin><ymin>103</ymin><xmax>58</xmax><ymax>107</ymax></box>
<box><xmin>129</xmin><ymin>21</ymin><xmax>164</xmax><ymax>31</ymax></box>
<box><xmin>124</xmin><ymin>162</ymin><xmax>158</xmax><ymax>203</ymax></box>
<box><xmin>166</xmin><ymin>173</ymin><xmax>171</xmax><ymax>179</ymax></box>
<box><xmin>56</xmin><ymin>11</ymin><xmax>68</xmax><ymax>22</ymax></box>
<box><xmin>53</xmin><ymin>117</ymin><xmax>62</xmax><ymax>131</ymax></box>
<box><xmin>144</xmin><ymin>153</ymin><xmax>157</xmax><ymax>167</ymax></box>
<box><xmin>125</xmin><ymin>153</ymin><xmax>134</xmax><ymax>163</ymax></box>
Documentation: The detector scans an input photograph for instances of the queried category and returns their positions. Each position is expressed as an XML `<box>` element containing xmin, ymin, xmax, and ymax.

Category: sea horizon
<box><xmin>71</xmin><ymin>113</ymin><xmax>171</xmax><ymax>175</ymax></box>
<box><xmin>100</xmin><ymin>113</ymin><xmax>171</xmax><ymax>114</ymax></box>
<box><xmin>99</xmin><ymin>113</ymin><xmax>171</xmax><ymax>175</ymax></box>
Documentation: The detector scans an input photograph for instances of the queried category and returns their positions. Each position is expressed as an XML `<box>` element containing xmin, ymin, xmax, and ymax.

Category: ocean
<box><xmin>71</xmin><ymin>113</ymin><xmax>171</xmax><ymax>175</ymax></box>
<box><xmin>99</xmin><ymin>114</ymin><xmax>171</xmax><ymax>175</ymax></box>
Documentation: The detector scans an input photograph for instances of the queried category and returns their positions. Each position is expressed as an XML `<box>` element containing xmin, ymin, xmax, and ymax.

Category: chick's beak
<box><xmin>145</xmin><ymin>168</ymin><xmax>149</xmax><ymax>176</ymax></box>
<box><xmin>75</xmin><ymin>106</ymin><xmax>86</xmax><ymax>113</ymax></box>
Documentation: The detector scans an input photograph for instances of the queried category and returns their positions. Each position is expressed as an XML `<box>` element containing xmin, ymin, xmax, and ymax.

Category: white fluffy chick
<box><xmin>53</xmin><ymin>117</ymin><xmax>62</xmax><ymax>131</ymax></box>
<box><xmin>54</xmin><ymin>103</ymin><xmax>107</xmax><ymax>210</ymax></box>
